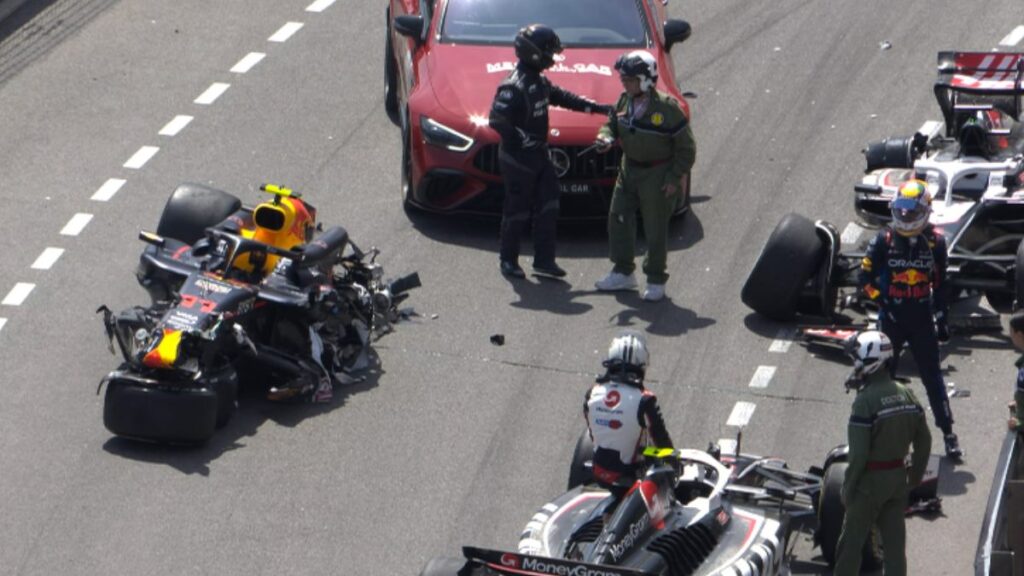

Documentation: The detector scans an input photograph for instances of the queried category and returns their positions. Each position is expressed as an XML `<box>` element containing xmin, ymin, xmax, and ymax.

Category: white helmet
<box><xmin>614</xmin><ymin>50</ymin><xmax>658</xmax><ymax>92</ymax></box>
<box><xmin>845</xmin><ymin>330</ymin><xmax>893</xmax><ymax>379</ymax></box>
<box><xmin>604</xmin><ymin>330</ymin><xmax>650</xmax><ymax>375</ymax></box>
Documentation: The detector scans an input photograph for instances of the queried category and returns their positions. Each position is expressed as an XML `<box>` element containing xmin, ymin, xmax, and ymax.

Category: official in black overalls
<box><xmin>488</xmin><ymin>24</ymin><xmax>610</xmax><ymax>279</ymax></box>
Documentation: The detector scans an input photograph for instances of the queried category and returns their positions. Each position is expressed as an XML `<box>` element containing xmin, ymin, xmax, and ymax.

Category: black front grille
<box><xmin>646</xmin><ymin>524</ymin><xmax>718</xmax><ymax>576</ymax></box>
<box><xmin>472</xmin><ymin>144</ymin><xmax>622</xmax><ymax>180</ymax></box>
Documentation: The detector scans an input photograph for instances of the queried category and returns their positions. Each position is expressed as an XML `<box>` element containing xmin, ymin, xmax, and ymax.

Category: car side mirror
<box><xmin>664</xmin><ymin>19</ymin><xmax>691</xmax><ymax>51</ymax></box>
<box><xmin>394</xmin><ymin>15</ymin><xmax>425</xmax><ymax>43</ymax></box>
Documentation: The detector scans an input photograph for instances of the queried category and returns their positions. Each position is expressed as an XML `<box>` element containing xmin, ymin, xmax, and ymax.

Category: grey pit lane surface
<box><xmin>0</xmin><ymin>1</ymin><xmax>1019</xmax><ymax>575</ymax></box>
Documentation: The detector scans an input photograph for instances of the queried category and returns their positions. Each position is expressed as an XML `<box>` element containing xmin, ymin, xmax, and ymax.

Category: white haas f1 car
<box><xmin>742</xmin><ymin>51</ymin><xmax>1024</xmax><ymax>330</ymax></box>
<box><xmin>417</xmin><ymin>432</ymin><xmax>941</xmax><ymax>576</ymax></box>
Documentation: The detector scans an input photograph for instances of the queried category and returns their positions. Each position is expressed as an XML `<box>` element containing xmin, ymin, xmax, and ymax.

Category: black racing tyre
<box><xmin>103</xmin><ymin>378</ymin><xmax>218</xmax><ymax>444</ymax></box>
<box><xmin>1014</xmin><ymin>239</ymin><xmax>1024</xmax><ymax>311</ymax></box>
<box><xmin>818</xmin><ymin>462</ymin><xmax>883</xmax><ymax>570</ymax></box>
<box><xmin>384</xmin><ymin>9</ymin><xmax>401</xmax><ymax>127</ymax></box>
<box><xmin>418</xmin><ymin>556</ymin><xmax>469</xmax><ymax>576</ymax></box>
<box><xmin>567</xmin><ymin>429</ymin><xmax>595</xmax><ymax>490</ymax></box>
<box><xmin>156</xmin><ymin>183</ymin><xmax>242</xmax><ymax>245</ymax></box>
<box><xmin>741</xmin><ymin>213</ymin><xmax>826</xmax><ymax>321</ymax></box>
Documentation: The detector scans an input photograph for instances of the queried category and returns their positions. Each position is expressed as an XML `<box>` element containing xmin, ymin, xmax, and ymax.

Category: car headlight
<box><xmin>420</xmin><ymin>115</ymin><xmax>474</xmax><ymax>152</ymax></box>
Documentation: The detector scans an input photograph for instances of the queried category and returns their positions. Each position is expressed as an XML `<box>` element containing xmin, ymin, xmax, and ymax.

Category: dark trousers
<box><xmin>880</xmin><ymin>307</ymin><xmax>954</xmax><ymax>434</ymax></box>
<box><xmin>499</xmin><ymin>149</ymin><xmax>560</xmax><ymax>266</ymax></box>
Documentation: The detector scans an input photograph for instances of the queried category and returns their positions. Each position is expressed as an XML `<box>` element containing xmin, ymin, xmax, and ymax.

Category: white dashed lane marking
<box><xmin>718</xmin><ymin>438</ymin><xmax>737</xmax><ymax>456</ymax></box>
<box><xmin>123</xmin><ymin>146</ymin><xmax>159</xmax><ymax>169</ymax></box>
<box><xmin>1000</xmin><ymin>26</ymin><xmax>1024</xmax><ymax>46</ymax></box>
<box><xmin>60</xmin><ymin>213</ymin><xmax>93</xmax><ymax>236</ymax></box>
<box><xmin>769</xmin><ymin>328</ymin><xmax>795</xmax><ymax>353</ymax></box>
<box><xmin>0</xmin><ymin>318</ymin><xmax>6</xmax><ymax>332</ymax></box>
<box><xmin>195</xmin><ymin>82</ymin><xmax>230</xmax><ymax>105</ymax></box>
<box><xmin>748</xmin><ymin>366</ymin><xmax>776</xmax><ymax>388</ymax></box>
<box><xmin>31</xmin><ymin>248</ymin><xmax>64</xmax><ymax>270</ymax></box>
<box><xmin>306</xmin><ymin>0</ymin><xmax>336</xmax><ymax>13</ymax></box>
<box><xmin>918</xmin><ymin>120</ymin><xmax>943</xmax><ymax>138</ymax></box>
<box><xmin>727</xmin><ymin>401</ymin><xmax>756</xmax><ymax>427</ymax></box>
<box><xmin>841</xmin><ymin>222</ymin><xmax>864</xmax><ymax>246</ymax></box>
<box><xmin>269</xmin><ymin>22</ymin><xmax>303</xmax><ymax>43</ymax></box>
<box><xmin>231</xmin><ymin>52</ymin><xmax>266</xmax><ymax>74</ymax></box>
<box><xmin>90</xmin><ymin>178</ymin><xmax>126</xmax><ymax>202</ymax></box>
<box><xmin>159</xmin><ymin>115</ymin><xmax>193</xmax><ymax>136</ymax></box>
<box><xmin>2</xmin><ymin>283</ymin><xmax>35</xmax><ymax>306</ymax></box>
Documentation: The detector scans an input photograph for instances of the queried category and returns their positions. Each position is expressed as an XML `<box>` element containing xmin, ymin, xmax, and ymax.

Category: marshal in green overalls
<box><xmin>597</xmin><ymin>89</ymin><xmax>695</xmax><ymax>287</ymax></box>
<box><xmin>834</xmin><ymin>370</ymin><xmax>932</xmax><ymax>576</ymax></box>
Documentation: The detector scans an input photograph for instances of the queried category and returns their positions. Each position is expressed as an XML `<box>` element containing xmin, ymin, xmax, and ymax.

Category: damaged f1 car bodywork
<box><xmin>418</xmin><ymin>433</ymin><xmax>941</xmax><ymax>576</ymax></box>
<box><xmin>742</xmin><ymin>51</ymin><xmax>1024</xmax><ymax>326</ymax></box>
<box><xmin>97</xmin><ymin>183</ymin><xmax>419</xmax><ymax>444</ymax></box>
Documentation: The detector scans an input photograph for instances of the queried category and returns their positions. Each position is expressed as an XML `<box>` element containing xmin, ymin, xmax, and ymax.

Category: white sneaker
<box><xmin>595</xmin><ymin>271</ymin><xmax>638</xmax><ymax>291</ymax></box>
<box><xmin>642</xmin><ymin>283</ymin><xmax>666</xmax><ymax>302</ymax></box>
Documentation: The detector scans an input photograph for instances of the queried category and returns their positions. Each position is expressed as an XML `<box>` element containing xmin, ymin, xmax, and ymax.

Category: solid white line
<box><xmin>159</xmin><ymin>115</ymin><xmax>193</xmax><ymax>136</ymax></box>
<box><xmin>917</xmin><ymin>120</ymin><xmax>943</xmax><ymax>138</ymax></box>
<box><xmin>749</xmin><ymin>366</ymin><xmax>776</xmax><ymax>388</ymax></box>
<box><xmin>306</xmin><ymin>0</ymin><xmax>336</xmax><ymax>12</ymax></box>
<box><xmin>194</xmin><ymin>82</ymin><xmax>230</xmax><ymax>105</ymax></box>
<box><xmin>31</xmin><ymin>247</ymin><xmax>64</xmax><ymax>270</ymax></box>
<box><xmin>90</xmin><ymin>178</ymin><xmax>126</xmax><ymax>202</ymax></box>
<box><xmin>727</xmin><ymin>401</ymin><xmax>756</xmax><ymax>428</ymax></box>
<box><xmin>269</xmin><ymin>22</ymin><xmax>303</xmax><ymax>42</ymax></box>
<box><xmin>841</xmin><ymin>222</ymin><xmax>864</xmax><ymax>246</ymax></box>
<box><xmin>231</xmin><ymin>52</ymin><xmax>265</xmax><ymax>74</ymax></box>
<box><xmin>2</xmin><ymin>283</ymin><xmax>35</xmax><ymax>306</ymax></box>
<box><xmin>123</xmin><ymin>146</ymin><xmax>159</xmax><ymax>169</ymax></box>
<box><xmin>769</xmin><ymin>328</ymin><xmax>795</xmax><ymax>353</ymax></box>
<box><xmin>60</xmin><ymin>213</ymin><xmax>93</xmax><ymax>236</ymax></box>
<box><xmin>0</xmin><ymin>318</ymin><xmax>6</xmax><ymax>333</ymax></box>
<box><xmin>999</xmin><ymin>26</ymin><xmax>1024</xmax><ymax>47</ymax></box>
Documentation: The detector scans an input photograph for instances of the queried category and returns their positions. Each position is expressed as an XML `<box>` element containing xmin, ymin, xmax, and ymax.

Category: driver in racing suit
<box><xmin>858</xmin><ymin>179</ymin><xmax>962</xmax><ymax>459</ymax></box>
<box><xmin>489</xmin><ymin>24</ymin><xmax>612</xmax><ymax>279</ymax></box>
<box><xmin>584</xmin><ymin>330</ymin><xmax>674</xmax><ymax>513</ymax></box>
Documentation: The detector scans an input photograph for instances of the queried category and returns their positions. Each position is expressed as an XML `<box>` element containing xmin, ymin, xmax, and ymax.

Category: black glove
<box><xmin>935</xmin><ymin>311</ymin><xmax>951</xmax><ymax>343</ymax></box>
<box><xmin>590</xmin><ymin>104</ymin><xmax>615</xmax><ymax>116</ymax></box>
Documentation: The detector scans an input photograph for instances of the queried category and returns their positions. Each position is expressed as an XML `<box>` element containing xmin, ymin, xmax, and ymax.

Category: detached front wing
<box><xmin>462</xmin><ymin>547</ymin><xmax>651</xmax><ymax>576</ymax></box>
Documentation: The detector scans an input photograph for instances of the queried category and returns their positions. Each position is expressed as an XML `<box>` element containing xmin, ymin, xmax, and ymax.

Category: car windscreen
<box><xmin>440</xmin><ymin>0</ymin><xmax>650</xmax><ymax>47</ymax></box>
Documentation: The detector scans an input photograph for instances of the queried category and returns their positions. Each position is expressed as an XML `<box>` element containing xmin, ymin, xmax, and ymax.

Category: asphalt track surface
<box><xmin>0</xmin><ymin>1</ymin><xmax>1021</xmax><ymax>574</ymax></box>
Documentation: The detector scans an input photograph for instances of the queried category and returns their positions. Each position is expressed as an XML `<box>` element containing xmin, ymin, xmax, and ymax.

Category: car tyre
<box><xmin>418</xmin><ymin>556</ymin><xmax>468</xmax><ymax>576</ymax></box>
<box><xmin>741</xmin><ymin>212</ymin><xmax>826</xmax><ymax>321</ymax></box>
<box><xmin>818</xmin><ymin>461</ymin><xmax>883</xmax><ymax>570</ymax></box>
<box><xmin>384</xmin><ymin>8</ymin><xmax>401</xmax><ymax>127</ymax></box>
<box><xmin>103</xmin><ymin>378</ymin><xmax>218</xmax><ymax>444</ymax></box>
<box><xmin>400</xmin><ymin>114</ymin><xmax>421</xmax><ymax>215</ymax></box>
<box><xmin>567</xmin><ymin>429</ymin><xmax>595</xmax><ymax>490</ymax></box>
<box><xmin>156</xmin><ymin>183</ymin><xmax>242</xmax><ymax>245</ymax></box>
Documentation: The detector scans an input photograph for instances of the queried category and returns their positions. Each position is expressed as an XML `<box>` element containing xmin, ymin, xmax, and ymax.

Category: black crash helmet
<box><xmin>514</xmin><ymin>24</ymin><xmax>562</xmax><ymax>71</ymax></box>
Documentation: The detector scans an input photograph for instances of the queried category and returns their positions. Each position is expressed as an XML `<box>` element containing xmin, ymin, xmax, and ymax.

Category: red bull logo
<box><xmin>890</xmin><ymin>268</ymin><xmax>929</xmax><ymax>286</ymax></box>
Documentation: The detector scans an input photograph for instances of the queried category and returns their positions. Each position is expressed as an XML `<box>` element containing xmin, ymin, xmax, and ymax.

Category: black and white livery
<box><xmin>417</xmin><ymin>433</ymin><xmax>942</xmax><ymax>576</ymax></box>
<box><xmin>742</xmin><ymin>51</ymin><xmax>1024</xmax><ymax>326</ymax></box>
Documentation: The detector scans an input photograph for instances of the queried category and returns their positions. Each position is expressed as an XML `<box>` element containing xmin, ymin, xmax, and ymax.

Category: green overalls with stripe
<box><xmin>597</xmin><ymin>89</ymin><xmax>695</xmax><ymax>285</ymax></box>
<box><xmin>834</xmin><ymin>370</ymin><xmax>932</xmax><ymax>576</ymax></box>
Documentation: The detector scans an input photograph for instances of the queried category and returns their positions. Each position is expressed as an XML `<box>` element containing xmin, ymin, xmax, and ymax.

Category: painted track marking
<box><xmin>60</xmin><ymin>213</ymin><xmax>93</xmax><ymax>236</ymax></box>
<box><xmin>269</xmin><ymin>22</ymin><xmax>303</xmax><ymax>43</ymax></box>
<box><xmin>194</xmin><ymin>82</ymin><xmax>230</xmax><ymax>105</ymax></box>
<box><xmin>306</xmin><ymin>0</ymin><xmax>336</xmax><ymax>12</ymax></box>
<box><xmin>2</xmin><ymin>283</ymin><xmax>35</xmax><ymax>306</ymax></box>
<box><xmin>748</xmin><ymin>366</ymin><xmax>776</xmax><ymax>388</ymax></box>
<box><xmin>727</xmin><ymin>402</ymin><xmax>756</xmax><ymax>427</ymax></box>
<box><xmin>123</xmin><ymin>146</ymin><xmax>159</xmax><ymax>169</ymax></box>
<box><xmin>769</xmin><ymin>328</ymin><xmax>795</xmax><ymax>353</ymax></box>
<box><xmin>90</xmin><ymin>178</ymin><xmax>126</xmax><ymax>202</ymax></box>
<box><xmin>999</xmin><ymin>26</ymin><xmax>1024</xmax><ymax>47</ymax></box>
<box><xmin>231</xmin><ymin>52</ymin><xmax>265</xmax><ymax>74</ymax></box>
<box><xmin>31</xmin><ymin>248</ymin><xmax>64</xmax><ymax>270</ymax></box>
<box><xmin>159</xmin><ymin>115</ymin><xmax>193</xmax><ymax>136</ymax></box>
<box><xmin>841</xmin><ymin>222</ymin><xmax>864</xmax><ymax>246</ymax></box>
<box><xmin>0</xmin><ymin>318</ymin><xmax>6</xmax><ymax>333</ymax></box>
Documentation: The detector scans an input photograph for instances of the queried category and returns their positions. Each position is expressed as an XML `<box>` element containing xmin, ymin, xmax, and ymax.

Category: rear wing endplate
<box><xmin>935</xmin><ymin>51</ymin><xmax>1024</xmax><ymax>132</ymax></box>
